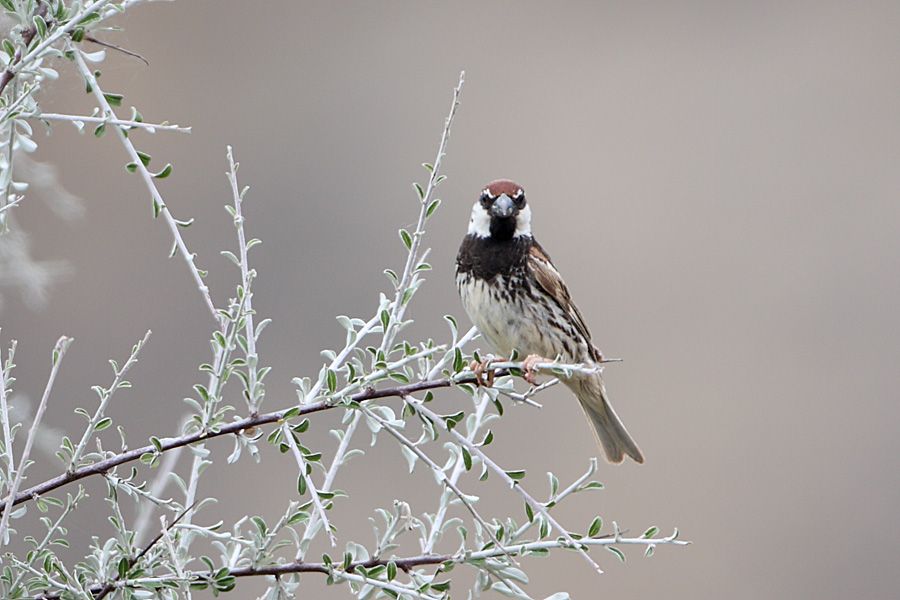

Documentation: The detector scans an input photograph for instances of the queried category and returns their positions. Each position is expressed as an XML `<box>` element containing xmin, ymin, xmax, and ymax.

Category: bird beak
<box><xmin>491</xmin><ymin>194</ymin><xmax>515</xmax><ymax>218</ymax></box>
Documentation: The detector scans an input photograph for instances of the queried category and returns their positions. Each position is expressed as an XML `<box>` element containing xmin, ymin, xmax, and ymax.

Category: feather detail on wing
<box><xmin>527</xmin><ymin>243</ymin><xmax>603</xmax><ymax>360</ymax></box>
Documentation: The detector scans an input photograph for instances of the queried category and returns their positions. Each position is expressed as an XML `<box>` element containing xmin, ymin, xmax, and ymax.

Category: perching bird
<box><xmin>455</xmin><ymin>179</ymin><xmax>644</xmax><ymax>464</ymax></box>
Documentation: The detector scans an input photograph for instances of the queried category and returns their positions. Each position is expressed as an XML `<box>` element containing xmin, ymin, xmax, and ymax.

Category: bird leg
<box><xmin>521</xmin><ymin>354</ymin><xmax>548</xmax><ymax>385</ymax></box>
<box><xmin>469</xmin><ymin>358</ymin><xmax>495</xmax><ymax>387</ymax></box>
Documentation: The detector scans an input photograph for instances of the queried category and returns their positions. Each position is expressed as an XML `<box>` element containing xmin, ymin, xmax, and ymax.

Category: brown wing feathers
<box><xmin>527</xmin><ymin>243</ymin><xmax>596</xmax><ymax>350</ymax></box>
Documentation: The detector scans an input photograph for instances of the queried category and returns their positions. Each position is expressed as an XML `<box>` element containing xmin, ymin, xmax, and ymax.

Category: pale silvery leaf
<box><xmin>81</xmin><ymin>49</ymin><xmax>107</xmax><ymax>63</ymax></box>
<box><xmin>400</xmin><ymin>444</ymin><xmax>418</xmax><ymax>473</ymax></box>
<box><xmin>16</xmin><ymin>134</ymin><xmax>36</xmax><ymax>153</ymax></box>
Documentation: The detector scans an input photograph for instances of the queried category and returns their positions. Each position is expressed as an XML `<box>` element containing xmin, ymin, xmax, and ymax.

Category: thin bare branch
<box><xmin>69</xmin><ymin>330</ymin><xmax>151</xmax><ymax>472</ymax></box>
<box><xmin>0</xmin><ymin>196</ymin><xmax>22</xmax><ymax>216</ymax></box>
<box><xmin>32</xmin><ymin>113</ymin><xmax>191</xmax><ymax>133</ymax></box>
<box><xmin>226</xmin><ymin>146</ymin><xmax>261</xmax><ymax>414</ymax></box>
<box><xmin>281</xmin><ymin>422</ymin><xmax>335</xmax><ymax>547</ymax></box>
<box><xmin>71</xmin><ymin>44</ymin><xmax>217</xmax><ymax>324</ymax></box>
<box><xmin>0</xmin><ymin>336</ymin><xmax>72</xmax><ymax>546</ymax></box>
<box><xmin>423</xmin><ymin>390</ymin><xmax>489</xmax><ymax>553</ymax></box>
<box><xmin>0</xmin><ymin>339</ymin><xmax>16</xmax><ymax>486</ymax></box>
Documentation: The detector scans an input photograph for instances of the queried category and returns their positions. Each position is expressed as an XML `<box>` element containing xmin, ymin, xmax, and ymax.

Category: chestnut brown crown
<box><xmin>483</xmin><ymin>179</ymin><xmax>524</xmax><ymax>199</ymax></box>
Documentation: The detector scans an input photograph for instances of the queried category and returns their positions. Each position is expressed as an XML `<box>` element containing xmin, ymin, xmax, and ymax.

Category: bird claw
<box><xmin>521</xmin><ymin>354</ymin><xmax>547</xmax><ymax>385</ymax></box>
<box><xmin>469</xmin><ymin>359</ymin><xmax>495</xmax><ymax>387</ymax></box>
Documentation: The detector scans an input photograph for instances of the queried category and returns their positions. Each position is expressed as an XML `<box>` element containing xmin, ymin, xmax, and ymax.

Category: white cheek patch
<box><xmin>514</xmin><ymin>203</ymin><xmax>532</xmax><ymax>238</ymax></box>
<box><xmin>467</xmin><ymin>202</ymin><xmax>492</xmax><ymax>238</ymax></box>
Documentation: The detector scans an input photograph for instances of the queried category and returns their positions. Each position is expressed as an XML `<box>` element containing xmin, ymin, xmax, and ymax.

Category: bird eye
<box><xmin>513</xmin><ymin>192</ymin><xmax>526</xmax><ymax>208</ymax></box>
<box><xmin>480</xmin><ymin>192</ymin><xmax>493</xmax><ymax>208</ymax></box>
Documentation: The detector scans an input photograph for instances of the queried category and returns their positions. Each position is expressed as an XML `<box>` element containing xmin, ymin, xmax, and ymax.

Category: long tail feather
<box><xmin>568</xmin><ymin>374</ymin><xmax>644</xmax><ymax>464</ymax></box>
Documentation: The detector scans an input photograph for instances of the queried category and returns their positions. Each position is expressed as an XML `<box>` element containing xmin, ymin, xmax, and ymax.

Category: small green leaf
<box><xmin>33</xmin><ymin>15</ymin><xmax>47</xmax><ymax>39</ymax></box>
<box><xmin>136</xmin><ymin>150</ymin><xmax>151</xmax><ymax>166</ymax></box>
<box><xmin>549</xmin><ymin>472</ymin><xmax>560</xmax><ymax>497</ymax></box>
<box><xmin>443</xmin><ymin>411</ymin><xmax>464</xmax><ymax>431</ymax></box>
<box><xmin>461</xmin><ymin>446</ymin><xmax>472</xmax><ymax>471</ymax></box>
<box><xmin>386</xmin><ymin>560</ymin><xmax>397</xmax><ymax>581</ymax></box>
<box><xmin>297</xmin><ymin>475</ymin><xmax>307</xmax><ymax>495</ymax></box>
<box><xmin>93</xmin><ymin>123</ymin><xmax>105</xmax><ymax>137</ymax></box>
<box><xmin>380</xmin><ymin>310</ymin><xmax>390</xmax><ymax>331</ymax></box>
<box><xmin>71</xmin><ymin>27</ymin><xmax>85</xmax><ymax>43</ymax></box>
<box><xmin>412</xmin><ymin>182</ymin><xmax>425</xmax><ymax>199</ymax></box>
<box><xmin>2</xmin><ymin>39</ymin><xmax>14</xmax><ymax>58</ymax></box>
<box><xmin>426</xmin><ymin>198</ymin><xmax>441</xmax><ymax>218</ymax></box>
<box><xmin>399</xmin><ymin>228</ymin><xmax>412</xmax><ymax>250</ymax></box>
<box><xmin>79</xmin><ymin>11</ymin><xmax>102</xmax><ymax>26</ymax></box>
<box><xmin>152</xmin><ymin>163</ymin><xmax>173</xmax><ymax>179</ymax></box>
<box><xmin>539</xmin><ymin>517</ymin><xmax>550</xmax><ymax>539</ymax></box>
<box><xmin>194</xmin><ymin>384</ymin><xmax>210</xmax><ymax>402</ymax></box>
<box><xmin>505</xmin><ymin>470</ymin><xmax>526</xmax><ymax>481</ymax></box>
<box><xmin>642</xmin><ymin>526</ymin><xmax>659</xmax><ymax>539</ymax></box>
<box><xmin>326</xmin><ymin>369</ymin><xmax>337</xmax><ymax>393</ymax></box>
<box><xmin>103</xmin><ymin>93</ymin><xmax>124</xmax><ymax>107</ymax></box>
<box><xmin>288</xmin><ymin>510</ymin><xmax>308</xmax><ymax>525</ymax></box>
<box><xmin>95</xmin><ymin>417</ymin><xmax>113</xmax><ymax>431</ymax></box>
<box><xmin>389</xmin><ymin>372</ymin><xmax>409</xmax><ymax>384</ymax></box>
<box><xmin>524</xmin><ymin>502</ymin><xmax>534</xmax><ymax>523</ymax></box>
<box><xmin>251</xmin><ymin>516</ymin><xmax>267</xmax><ymax>536</ymax></box>
<box><xmin>452</xmin><ymin>348</ymin><xmax>464</xmax><ymax>373</ymax></box>
<box><xmin>0</xmin><ymin>0</ymin><xmax>16</xmax><ymax>13</ymax></box>
<box><xmin>607</xmin><ymin>546</ymin><xmax>626</xmax><ymax>562</ymax></box>
<box><xmin>588</xmin><ymin>516</ymin><xmax>602</xmax><ymax>537</ymax></box>
<box><xmin>125</xmin><ymin>162</ymin><xmax>138</xmax><ymax>173</ymax></box>
<box><xmin>117</xmin><ymin>556</ymin><xmax>129</xmax><ymax>579</ymax></box>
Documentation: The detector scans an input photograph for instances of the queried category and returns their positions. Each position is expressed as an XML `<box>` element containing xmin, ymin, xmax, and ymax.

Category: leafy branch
<box><xmin>0</xmin><ymin>358</ymin><xmax>593</xmax><ymax>516</ymax></box>
<box><xmin>0</xmin><ymin>3</ymin><xmax>688</xmax><ymax>598</ymax></box>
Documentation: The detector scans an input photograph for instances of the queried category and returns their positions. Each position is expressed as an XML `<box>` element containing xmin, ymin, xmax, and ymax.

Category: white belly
<box><xmin>457</xmin><ymin>273</ymin><xmax>581</xmax><ymax>361</ymax></box>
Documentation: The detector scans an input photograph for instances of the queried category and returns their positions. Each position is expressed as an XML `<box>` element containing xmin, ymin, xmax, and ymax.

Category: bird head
<box><xmin>468</xmin><ymin>179</ymin><xmax>531</xmax><ymax>241</ymax></box>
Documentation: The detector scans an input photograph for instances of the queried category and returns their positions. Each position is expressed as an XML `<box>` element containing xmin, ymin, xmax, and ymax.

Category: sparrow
<box><xmin>455</xmin><ymin>180</ymin><xmax>644</xmax><ymax>464</ymax></box>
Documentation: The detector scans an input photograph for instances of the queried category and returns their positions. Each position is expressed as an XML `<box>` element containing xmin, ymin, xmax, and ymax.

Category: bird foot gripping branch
<box><xmin>469</xmin><ymin>353</ymin><xmax>548</xmax><ymax>387</ymax></box>
<box><xmin>468</xmin><ymin>358</ymin><xmax>495</xmax><ymax>387</ymax></box>
<box><xmin>520</xmin><ymin>354</ymin><xmax>548</xmax><ymax>385</ymax></box>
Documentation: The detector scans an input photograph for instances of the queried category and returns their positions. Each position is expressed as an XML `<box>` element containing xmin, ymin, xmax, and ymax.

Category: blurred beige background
<box><xmin>4</xmin><ymin>1</ymin><xmax>900</xmax><ymax>598</ymax></box>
